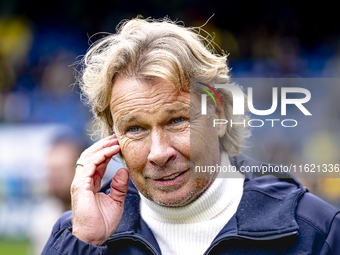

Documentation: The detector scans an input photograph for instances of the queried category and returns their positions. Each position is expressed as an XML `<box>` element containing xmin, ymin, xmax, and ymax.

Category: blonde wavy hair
<box><xmin>78</xmin><ymin>17</ymin><xmax>249</xmax><ymax>155</ymax></box>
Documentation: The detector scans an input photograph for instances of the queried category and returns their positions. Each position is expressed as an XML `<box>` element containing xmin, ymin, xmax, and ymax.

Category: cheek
<box><xmin>190</xmin><ymin>118</ymin><xmax>220</xmax><ymax>165</ymax></box>
<box><xmin>190</xmin><ymin>120</ymin><xmax>209</xmax><ymax>152</ymax></box>
<box><xmin>172</xmin><ymin>131</ymin><xmax>190</xmax><ymax>159</ymax></box>
<box><xmin>118</xmin><ymin>136</ymin><xmax>149</xmax><ymax>172</ymax></box>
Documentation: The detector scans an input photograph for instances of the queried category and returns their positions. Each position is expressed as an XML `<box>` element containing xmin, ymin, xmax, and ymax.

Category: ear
<box><xmin>214</xmin><ymin>94</ymin><xmax>227</xmax><ymax>138</ymax></box>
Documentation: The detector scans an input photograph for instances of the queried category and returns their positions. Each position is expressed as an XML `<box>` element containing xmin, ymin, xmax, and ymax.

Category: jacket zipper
<box><xmin>203</xmin><ymin>231</ymin><xmax>298</xmax><ymax>255</ymax></box>
<box><xmin>107</xmin><ymin>233</ymin><xmax>161</xmax><ymax>255</ymax></box>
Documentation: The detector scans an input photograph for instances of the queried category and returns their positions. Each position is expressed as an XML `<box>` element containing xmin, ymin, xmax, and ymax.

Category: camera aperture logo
<box><xmin>199</xmin><ymin>83</ymin><xmax>312</xmax><ymax>128</ymax></box>
<box><xmin>198</xmin><ymin>82</ymin><xmax>223</xmax><ymax>114</ymax></box>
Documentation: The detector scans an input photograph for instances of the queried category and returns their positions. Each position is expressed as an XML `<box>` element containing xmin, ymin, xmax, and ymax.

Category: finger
<box><xmin>109</xmin><ymin>168</ymin><xmax>129</xmax><ymax>205</ymax></box>
<box><xmin>81</xmin><ymin>135</ymin><xmax>119</xmax><ymax>158</ymax></box>
<box><xmin>80</xmin><ymin>136</ymin><xmax>117</xmax><ymax>159</ymax></box>
<box><xmin>76</xmin><ymin>145</ymin><xmax>121</xmax><ymax>178</ymax></box>
<box><xmin>90</xmin><ymin>145</ymin><xmax>121</xmax><ymax>168</ymax></box>
<box><xmin>92</xmin><ymin>158</ymin><xmax>112</xmax><ymax>192</ymax></box>
<box><xmin>93</xmin><ymin>172</ymin><xmax>102</xmax><ymax>193</ymax></box>
<box><xmin>94</xmin><ymin>156</ymin><xmax>112</xmax><ymax>181</ymax></box>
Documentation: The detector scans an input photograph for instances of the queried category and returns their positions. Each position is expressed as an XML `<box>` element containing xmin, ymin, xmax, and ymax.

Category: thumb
<box><xmin>109</xmin><ymin>168</ymin><xmax>129</xmax><ymax>204</ymax></box>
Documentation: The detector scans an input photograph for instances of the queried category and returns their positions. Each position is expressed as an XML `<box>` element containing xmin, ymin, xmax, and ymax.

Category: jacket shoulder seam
<box><xmin>324</xmin><ymin>210</ymin><xmax>340</xmax><ymax>254</ymax></box>
<box><xmin>296</xmin><ymin>214</ymin><xmax>333</xmax><ymax>253</ymax></box>
<box><xmin>297</xmin><ymin>193</ymin><xmax>339</xmax><ymax>237</ymax></box>
<box><xmin>296</xmin><ymin>215</ymin><xmax>328</xmax><ymax>240</ymax></box>
<box><xmin>327</xmin><ymin>211</ymin><xmax>340</xmax><ymax>238</ymax></box>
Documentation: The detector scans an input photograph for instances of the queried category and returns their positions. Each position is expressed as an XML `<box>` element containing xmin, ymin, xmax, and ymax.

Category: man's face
<box><xmin>110</xmin><ymin>76</ymin><xmax>224</xmax><ymax>206</ymax></box>
<box><xmin>47</xmin><ymin>142</ymin><xmax>77</xmax><ymax>203</ymax></box>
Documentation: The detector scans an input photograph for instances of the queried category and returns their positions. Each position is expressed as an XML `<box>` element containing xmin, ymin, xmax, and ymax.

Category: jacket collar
<box><xmin>228</xmin><ymin>154</ymin><xmax>307</xmax><ymax>238</ymax></box>
<box><xmin>103</xmin><ymin>154</ymin><xmax>307</xmax><ymax>239</ymax></box>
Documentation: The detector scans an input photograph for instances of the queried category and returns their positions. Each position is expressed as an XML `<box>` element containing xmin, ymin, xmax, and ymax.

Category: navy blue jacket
<box><xmin>42</xmin><ymin>154</ymin><xmax>340</xmax><ymax>254</ymax></box>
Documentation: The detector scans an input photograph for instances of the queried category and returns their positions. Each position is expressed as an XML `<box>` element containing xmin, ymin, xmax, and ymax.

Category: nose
<box><xmin>148</xmin><ymin>129</ymin><xmax>176</xmax><ymax>166</ymax></box>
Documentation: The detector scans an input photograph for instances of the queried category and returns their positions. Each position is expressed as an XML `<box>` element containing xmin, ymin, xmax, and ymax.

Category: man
<box><xmin>42</xmin><ymin>17</ymin><xmax>340</xmax><ymax>254</ymax></box>
<box><xmin>31</xmin><ymin>133</ymin><xmax>80</xmax><ymax>255</ymax></box>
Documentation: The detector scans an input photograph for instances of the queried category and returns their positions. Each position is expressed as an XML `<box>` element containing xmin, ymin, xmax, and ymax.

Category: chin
<box><xmin>148</xmin><ymin>186</ymin><xmax>204</xmax><ymax>207</ymax></box>
<box><xmin>152</xmin><ymin>197</ymin><xmax>192</xmax><ymax>207</ymax></box>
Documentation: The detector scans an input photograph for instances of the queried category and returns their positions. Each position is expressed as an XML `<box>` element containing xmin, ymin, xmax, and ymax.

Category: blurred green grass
<box><xmin>0</xmin><ymin>238</ymin><xmax>32</xmax><ymax>255</ymax></box>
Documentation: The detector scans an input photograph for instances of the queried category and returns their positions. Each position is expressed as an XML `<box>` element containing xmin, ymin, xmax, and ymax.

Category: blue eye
<box><xmin>127</xmin><ymin>126</ymin><xmax>140</xmax><ymax>133</ymax></box>
<box><xmin>171</xmin><ymin>117</ymin><xmax>184</xmax><ymax>124</ymax></box>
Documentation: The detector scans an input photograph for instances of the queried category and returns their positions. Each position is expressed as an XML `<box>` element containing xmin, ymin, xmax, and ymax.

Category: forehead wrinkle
<box><xmin>111</xmin><ymin>90</ymin><xmax>177</xmax><ymax>112</ymax></box>
<box><xmin>112</xmin><ymin>92</ymin><xmax>189</xmax><ymax>113</ymax></box>
<box><xmin>111</xmin><ymin>91</ymin><xmax>149</xmax><ymax>109</ymax></box>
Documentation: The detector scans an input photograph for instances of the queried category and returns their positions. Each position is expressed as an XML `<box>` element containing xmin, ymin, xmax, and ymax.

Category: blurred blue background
<box><xmin>1</xmin><ymin>0</ymin><xmax>340</xmax><ymax>254</ymax></box>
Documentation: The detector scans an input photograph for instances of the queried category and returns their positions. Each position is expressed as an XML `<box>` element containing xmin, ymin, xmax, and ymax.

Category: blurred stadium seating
<box><xmin>1</xmin><ymin>0</ymin><xmax>340</xmax><ymax>254</ymax></box>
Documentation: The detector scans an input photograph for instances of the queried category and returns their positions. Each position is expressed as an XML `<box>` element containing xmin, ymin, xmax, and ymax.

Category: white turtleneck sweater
<box><xmin>139</xmin><ymin>152</ymin><xmax>244</xmax><ymax>255</ymax></box>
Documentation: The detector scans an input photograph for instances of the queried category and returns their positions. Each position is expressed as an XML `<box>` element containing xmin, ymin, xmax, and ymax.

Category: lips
<box><xmin>156</xmin><ymin>170</ymin><xmax>188</xmax><ymax>181</ymax></box>
<box><xmin>151</xmin><ymin>169</ymin><xmax>190</xmax><ymax>187</ymax></box>
<box><xmin>158</xmin><ymin>172</ymin><xmax>182</xmax><ymax>180</ymax></box>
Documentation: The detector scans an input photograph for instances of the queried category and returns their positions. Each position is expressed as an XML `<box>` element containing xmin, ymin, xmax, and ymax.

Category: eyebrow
<box><xmin>115</xmin><ymin>104</ymin><xmax>190</xmax><ymax>130</ymax></box>
<box><xmin>164</xmin><ymin>105</ymin><xmax>190</xmax><ymax>114</ymax></box>
<box><xmin>116</xmin><ymin>115</ymin><xmax>139</xmax><ymax>131</ymax></box>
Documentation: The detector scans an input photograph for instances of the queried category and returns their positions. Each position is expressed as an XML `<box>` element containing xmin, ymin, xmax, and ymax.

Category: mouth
<box><xmin>158</xmin><ymin>172</ymin><xmax>184</xmax><ymax>180</ymax></box>
<box><xmin>152</xmin><ymin>169</ymin><xmax>190</xmax><ymax>187</ymax></box>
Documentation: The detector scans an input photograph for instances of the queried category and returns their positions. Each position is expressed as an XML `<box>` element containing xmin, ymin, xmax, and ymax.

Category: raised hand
<box><xmin>70</xmin><ymin>135</ymin><xmax>129</xmax><ymax>246</ymax></box>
